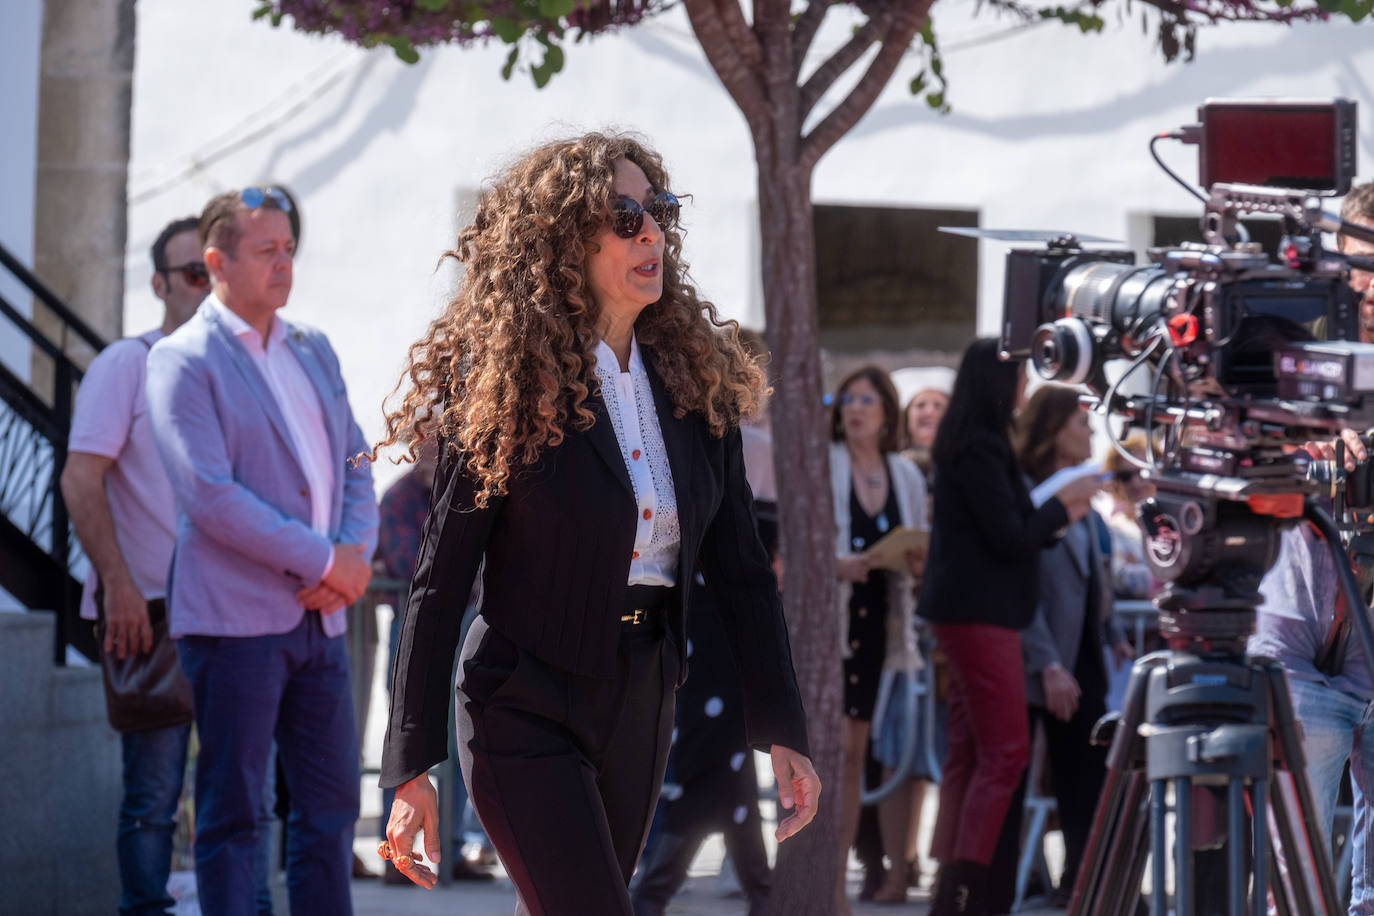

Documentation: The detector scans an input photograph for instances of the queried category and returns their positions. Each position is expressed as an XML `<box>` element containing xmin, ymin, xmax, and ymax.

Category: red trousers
<box><xmin>930</xmin><ymin>622</ymin><xmax>1031</xmax><ymax>865</ymax></box>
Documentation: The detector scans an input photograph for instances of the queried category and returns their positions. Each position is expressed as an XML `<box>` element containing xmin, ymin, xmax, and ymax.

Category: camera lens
<box><xmin>1032</xmin><ymin>318</ymin><xmax>1094</xmax><ymax>384</ymax></box>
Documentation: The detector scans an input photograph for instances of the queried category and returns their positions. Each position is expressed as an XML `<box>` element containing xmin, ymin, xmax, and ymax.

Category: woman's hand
<box><xmin>1042</xmin><ymin>663</ymin><xmax>1081</xmax><ymax>722</ymax></box>
<box><xmin>905</xmin><ymin>548</ymin><xmax>927</xmax><ymax>579</ymax></box>
<box><xmin>385</xmin><ymin>774</ymin><xmax>441</xmax><ymax>889</ymax></box>
<box><xmin>836</xmin><ymin>554</ymin><xmax>872</xmax><ymax>584</ymax></box>
<box><xmin>1055</xmin><ymin>476</ymin><xmax>1102</xmax><ymax>523</ymax></box>
<box><xmin>769</xmin><ymin>745</ymin><xmax>821</xmax><ymax>842</ymax></box>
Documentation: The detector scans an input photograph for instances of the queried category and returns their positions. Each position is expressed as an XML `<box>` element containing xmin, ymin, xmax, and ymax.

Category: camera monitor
<box><xmin>1198</xmin><ymin>98</ymin><xmax>1356</xmax><ymax>196</ymax></box>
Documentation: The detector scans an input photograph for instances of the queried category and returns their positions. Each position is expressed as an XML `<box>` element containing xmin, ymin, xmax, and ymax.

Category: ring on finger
<box><xmin>394</xmin><ymin>854</ymin><xmax>413</xmax><ymax>870</ymax></box>
<box><xmin>377</xmin><ymin>841</ymin><xmax>392</xmax><ymax>860</ymax></box>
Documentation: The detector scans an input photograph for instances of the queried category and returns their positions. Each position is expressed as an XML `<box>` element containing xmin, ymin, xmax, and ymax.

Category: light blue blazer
<box><xmin>146</xmin><ymin>301</ymin><xmax>379</xmax><ymax>638</ymax></box>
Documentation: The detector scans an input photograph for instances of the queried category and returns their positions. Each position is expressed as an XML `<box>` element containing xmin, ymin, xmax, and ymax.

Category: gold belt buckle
<box><xmin>620</xmin><ymin>608</ymin><xmax>645</xmax><ymax>625</ymax></box>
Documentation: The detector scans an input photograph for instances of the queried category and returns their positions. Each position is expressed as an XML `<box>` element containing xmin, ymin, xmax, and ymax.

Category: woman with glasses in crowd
<box><xmin>828</xmin><ymin>365</ymin><xmax>929</xmax><ymax>911</ymax></box>
<box><xmin>371</xmin><ymin>132</ymin><xmax>818</xmax><ymax>916</ymax></box>
<box><xmin>1095</xmin><ymin>432</ymin><xmax>1160</xmax><ymax>600</ymax></box>
<box><xmin>918</xmin><ymin>341</ymin><xmax>1100</xmax><ymax>916</ymax></box>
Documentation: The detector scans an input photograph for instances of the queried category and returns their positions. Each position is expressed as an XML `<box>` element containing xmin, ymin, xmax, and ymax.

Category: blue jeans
<box><xmin>178</xmin><ymin>614</ymin><xmax>359</xmax><ymax>916</ymax></box>
<box><xmin>1290</xmin><ymin>677</ymin><xmax>1374</xmax><ymax>915</ymax></box>
<box><xmin>118</xmin><ymin>723</ymin><xmax>191</xmax><ymax>915</ymax></box>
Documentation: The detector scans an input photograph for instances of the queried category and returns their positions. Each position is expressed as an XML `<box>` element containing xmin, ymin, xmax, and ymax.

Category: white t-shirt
<box><xmin>68</xmin><ymin>331</ymin><xmax>177</xmax><ymax>620</ymax></box>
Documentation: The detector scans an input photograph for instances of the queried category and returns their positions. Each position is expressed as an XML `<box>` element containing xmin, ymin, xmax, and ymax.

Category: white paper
<box><xmin>1030</xmin><ymin>460</ymin><xmax>1104</xmax><ymax>508</ymax></box>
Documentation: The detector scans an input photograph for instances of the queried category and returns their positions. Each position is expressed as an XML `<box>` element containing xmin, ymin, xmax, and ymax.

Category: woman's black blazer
<box><xmin>380</xmin><ymin>355</ymin><xmax>809</xmax><ymax>788</ymax></box>
<box><xmin>917</xmin><ymin>430</ymin><xmax>1069</xmax><ymax>631</ymax></box>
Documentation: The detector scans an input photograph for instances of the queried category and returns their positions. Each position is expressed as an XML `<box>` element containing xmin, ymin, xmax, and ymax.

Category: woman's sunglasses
<box><xmin>161</xmin><ymin>261</ymin><xmax>210</xmax><ymax>289</ymax></box>
<box><xmin>610</xmin><ymin>191</ymin><xmax>680</xmax><ymax>239</ymax></box>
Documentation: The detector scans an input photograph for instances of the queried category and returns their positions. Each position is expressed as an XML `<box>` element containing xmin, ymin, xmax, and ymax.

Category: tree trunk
<box><xmin>33</xmin><ymin>0</ymin><xmax>135</xmax><ymax>350</ymax></box>
<box><xmin>755</xmin><ymin>127</ymin><xmax>845</xmax><ymax>916</ymax></box>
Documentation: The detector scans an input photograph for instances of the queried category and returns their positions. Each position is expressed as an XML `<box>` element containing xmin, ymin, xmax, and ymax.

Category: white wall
<box><xmin>125</xmin><ymin>1</ymin><xmax>1374</xmax><ymax>489</ymax></box>
<box><xmin>0</xmin><ymin>0</ymin><xmax>43</xmax><ymax>384</ymax></box>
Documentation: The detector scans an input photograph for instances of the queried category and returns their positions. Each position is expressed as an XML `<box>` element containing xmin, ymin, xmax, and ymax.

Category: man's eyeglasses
<box><xmin>1113</xmin><ymin>470</ymin><xmax>1141</xmax><ymax>484</ymax></box>
<box><xmin>610</xmin><ymin>191</ymin><xmax>680</xmax><ymax>239</ymax></box>
<box><xmin>161</xmin><ymin>262</ymin><xmax>210</xmax><ymax>289</ymax></box>
<box><xmin>838</xmin><ymin>393</ymin><xmax>880</xmax><ymax>408</ymax></box>
<box><xmin>241</xmin><ymin>186</ymin><xmax>293</xmax><ymax>213</ymax></box>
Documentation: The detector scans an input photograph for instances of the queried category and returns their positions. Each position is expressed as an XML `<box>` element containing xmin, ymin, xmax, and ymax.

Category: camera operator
<box><xmin>1245</xmin><ymin>180</ymin><xmax>1374</xmax><ymax>916</ymax></box>
<box><xmin>1339</xmin><ymin>182</ymin><xmax>1374</xmax><ymax>344</ymax></box>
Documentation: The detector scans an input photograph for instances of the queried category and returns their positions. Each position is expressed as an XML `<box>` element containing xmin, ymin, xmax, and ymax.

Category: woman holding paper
<box><xmin>990</xmin><ymin>384</ymin><xmax>1133</xmax><ymax>908</ymax></box>
<box><xmin>919</xmin><ymin>340</ymin><xmax>1099</xmax><ymax>916</ymax></box>
<box><xmin>828</xmin><ymin>365</ymin><xmax>929</xmax><ymax>909</ymax></box>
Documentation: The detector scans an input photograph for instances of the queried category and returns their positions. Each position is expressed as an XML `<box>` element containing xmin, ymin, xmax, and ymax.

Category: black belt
<box><xmin>621</xmin><ymin>585</ymin><xmax>673</xmax><ymax>630</ymax></box>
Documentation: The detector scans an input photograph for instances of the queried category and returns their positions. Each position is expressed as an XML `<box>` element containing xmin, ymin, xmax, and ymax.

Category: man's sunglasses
<box><xmin>610</xmin><ymin>191</ymin><xmax>680</xmax><ymax>239</ymax></box>
<box><xmin>241</xmin><ymin>186</ymin><xmax>293</xmax><ymax>212</ymax></box>
<box><xmin>161</xmin><ymin>262</ymin><xmax>210</xmax><ymax>288</ymax></box>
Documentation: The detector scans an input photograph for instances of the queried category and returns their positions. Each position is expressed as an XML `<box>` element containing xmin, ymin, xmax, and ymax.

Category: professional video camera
<box><xmin>952</xmin><ymin>98</ymin><xmax>1374</xmax><ymax>916</ymax></box>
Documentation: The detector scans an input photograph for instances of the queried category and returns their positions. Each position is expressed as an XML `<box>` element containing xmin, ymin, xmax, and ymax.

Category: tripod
<box><xmin>1070</xmin><ymin>488</ymin><xmax>1374</xmax><ymax>916</ymax></box>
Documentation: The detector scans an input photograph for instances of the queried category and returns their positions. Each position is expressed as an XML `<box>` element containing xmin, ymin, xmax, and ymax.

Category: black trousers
<box><xmin>457</xmin><ymin>614</ymin><xmax>679</xmax><ymax>916</ymax></box>
<box><xmin>989</xmin><ymin>694</ymin><xmax>1109</xmax><ymax>913</ymax></box>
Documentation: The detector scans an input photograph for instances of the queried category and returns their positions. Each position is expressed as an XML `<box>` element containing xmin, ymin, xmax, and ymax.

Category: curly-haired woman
<box><xmin>373</xmin><ymin>132</ymin><xmax>819</xmax><ymax>915</ymax></box>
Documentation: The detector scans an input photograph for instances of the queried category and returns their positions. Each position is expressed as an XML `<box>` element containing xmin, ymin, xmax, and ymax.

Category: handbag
<box><xmin>95</xmin><ymin>583</ymin><xmax>194</xmax><ymax>733</ymax></box>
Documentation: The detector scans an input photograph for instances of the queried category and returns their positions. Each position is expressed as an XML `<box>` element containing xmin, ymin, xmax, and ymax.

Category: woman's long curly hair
<box><xmin>372</xmin><ymin>131</ymin><xmax>766</xmax><ymax>506</ymax></box>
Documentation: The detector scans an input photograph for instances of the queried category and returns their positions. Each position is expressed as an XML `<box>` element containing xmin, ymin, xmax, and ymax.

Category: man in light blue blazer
<box><xmin>146</xmin><ymin>187</ymin><xmax>378</xmax><ymax>916</ymax></box>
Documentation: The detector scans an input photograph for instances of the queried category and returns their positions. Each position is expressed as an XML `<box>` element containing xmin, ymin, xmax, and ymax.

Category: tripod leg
<box><xmin>1269</xmin><ymin>774</ymin><xmax>1325</xmax><ymax>916</ymax></box>
<box><xmin>1251</xmin><ymin>779</ymin><xmax>1267</xmax><ymax>916</ymax></box>
<box><xmin>1152</xmin><ymin>781</ymin><xmax>1169</xmax><ymax>916</ymax></box>
<box><xmin>1096</xmin><ymin>772</ymin><xmax>1153</xmax><ymax>916</ymax></box>
<box><xmin>1175</xmin><ymin>778</ymin><xmax>1192</xmax><ymax>916</ymax></box>
<box><xmin>1073</xmin><ymin>655</ymin><xmax>1159</xmax><ymax>916</ymax></box>
<box><xmin>1229</xmin><ymin>778</ymin><xmax>1245</xmax><ymax>916</ymax></box>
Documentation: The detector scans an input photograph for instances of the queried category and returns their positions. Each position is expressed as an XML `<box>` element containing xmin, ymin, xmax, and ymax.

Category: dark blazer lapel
<box><xmin>283</xmin><ymin>326</ymin><xmax>343</xmax><ymax>460</ymax></box>
<box><xmin>583</xmin><ymin>388</ymin><xmax>635</xmax><ymax>497</ymax></box>
<box><xmin>203</xmin><ymin>308</ymin><xmax>305</xmax><ymax>470</ymax></box>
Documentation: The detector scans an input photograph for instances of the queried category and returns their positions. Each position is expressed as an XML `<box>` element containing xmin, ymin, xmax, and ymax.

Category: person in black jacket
<box><xmin>918</xmin><ymin>340</ymin><xmax>1099</xmax><ymax>916</ymax></box>
<box><xmin>370</xmin><ymin>132</ymin><xmax>819</xmax><ymax>916</ymax></box>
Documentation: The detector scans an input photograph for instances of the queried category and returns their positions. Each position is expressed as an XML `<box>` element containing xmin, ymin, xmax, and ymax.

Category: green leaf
<box><xmin>416</xmin><ymin>0</ymin><xmax>451</xmax><ymax>9</ymax></box>
<box><xmin>270</xmin><ymin>11</ymin><xmax>282</xmax><ymax>26</ymax></box>
<box><xmin>538</xmin><ymin>0</ymin><xmax>578</xmax><ymax>17</ymax></box>
<box><xmin>388</xmin><ymin>36</ymin><xmax>421</xmax><ymax>64</ymax></box>
<box><xmin>490</xmin><ymin>17</ymin><xmax>523</xmax><ymax>43</ymax></box>
<box><xmin>530</xmin><ymin>39</ymin><xmax>566</xmax><ymax>88</ymax></box>
<box><xmin>926</xmin><ymin>91</ymin><xmax>945</xmax><ymax>110</ymax></box>
<box><xmin>1342</xmin><ymin>0</ymin><xmax>1371</xmax><ymax>19</ymax></box>
<box><xmin>252</xmin><ymin>4</ymin><xmax>273</xmax><ymax>21</ymax></box>
<box><xmin>909</xmin><ymin>72</ymin><xmax>928</xmax><ymax>95</ymax></box>
<box><xmin>501</xmin><ymin>46</ymin><xmax>519</xmax><ymax>81</ymax></box>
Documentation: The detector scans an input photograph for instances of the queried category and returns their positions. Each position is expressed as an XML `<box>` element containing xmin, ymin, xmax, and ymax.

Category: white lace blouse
<box><xmin>592</xmin><ymin>336</ymin><xmax>681</xmax><ymax>587</ymax></box>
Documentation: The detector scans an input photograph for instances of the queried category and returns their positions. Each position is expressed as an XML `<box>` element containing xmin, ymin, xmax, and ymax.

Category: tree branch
<box><xmin>682</xmin><ymin>0</ymin><xmax>769</xmax><ymax>129</ymax></box>
<box><xmin>800</xmin><ymin>1</ymin><xmax>929</xmax><ymax>171</ymax></box>
<box><xmin>790</xmin><ymin>0</ymin><xmax>829</xmax><ymax>76</ymax></box>
<box><xmin>798</xmin><ymin>15</ymin><xmax>885</xmax><ymax>118</ymax></box>
<box><xmin>711</xmin><ymin>0</ymin><xmax>765</xmax><ymax>74</ymax></box>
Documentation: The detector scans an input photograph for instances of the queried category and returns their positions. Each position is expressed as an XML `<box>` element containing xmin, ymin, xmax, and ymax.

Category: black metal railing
<box><xmin>0</xmin><ymin>240</ymin><xmax>106</xmax><ymax>663</ymax></box>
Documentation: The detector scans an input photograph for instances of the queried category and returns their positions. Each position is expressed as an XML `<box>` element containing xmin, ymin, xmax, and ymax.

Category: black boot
<box><xmin>630</xmin><ymin>832</ymin><xmax>699</xmax><ymax>916</ymax></box>
<box><xmin>932</xmin><ymin>860</ymin><xmax>990</xmax><ymax>916</ymax></box>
